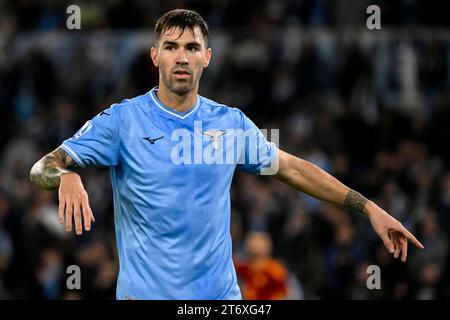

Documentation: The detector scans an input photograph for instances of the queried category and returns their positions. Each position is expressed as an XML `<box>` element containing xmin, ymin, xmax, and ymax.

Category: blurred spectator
<box><xmin>234</xmin><ymin>231</ymin><xmax>291</xmax><ymax>299</ymax></box>
<box><xmin>323</xmin><ymin>219</ymin><xmax>366</xmax><ymax>299</ymax></box>
<box><xmin>34</xmin><ymin>247</ymin><xmax>64</xmax><ymax>300</ymax></box>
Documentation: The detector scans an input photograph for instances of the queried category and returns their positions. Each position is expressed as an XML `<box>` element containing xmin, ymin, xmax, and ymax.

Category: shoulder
<box><xmin>119</xmin><ymin>91</ymin><xmax>150</xmax><ymax>108</ymax></box>
<box><xmin>266</xmin><ymin>259</ymin><xmax>288</xmax><ymax>280</ymax></box>
<box><xmin>199</xmin><ymin>95</ymin><xmax>246</xmax><ymax>121</ymax></box>
<box><xmin>101</xmin><ymin>92</ymin><xmax>150</xmax><ymax>118</ymax></box>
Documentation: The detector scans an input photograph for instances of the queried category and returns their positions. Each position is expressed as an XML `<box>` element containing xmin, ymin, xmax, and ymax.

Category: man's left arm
<box><xmin>273</xmin><ymin>149</ymin><xmax>424</xmax><ymax>262</ymax></box>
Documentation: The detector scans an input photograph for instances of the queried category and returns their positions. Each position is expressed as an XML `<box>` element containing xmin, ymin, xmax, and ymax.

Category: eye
<box><xmin>188</xmin><ymin>46</ymin><xmax>198</xmax><ymax>52</ymax></box>
<box><xmin>165</xmin><ymin>45</ymin><xmax>175</xmax><ymax>51</ymax></box>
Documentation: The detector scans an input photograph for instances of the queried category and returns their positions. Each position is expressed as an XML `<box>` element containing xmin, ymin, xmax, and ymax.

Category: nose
<box><xmin>176</xmin><ymin>49</ymin><xmax>189</xmax><ymax>65</ymax></box>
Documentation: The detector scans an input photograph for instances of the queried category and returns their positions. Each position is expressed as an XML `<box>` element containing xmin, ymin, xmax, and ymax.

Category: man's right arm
<box><xmin>30</xmin><ymin>147</ymin><xmax>94</xmax><ymax>235</ymax></box>
<box><xmin>30</xmin><ymin>147</ymin><xmax>81</xmax><ymax>190</ymax></box>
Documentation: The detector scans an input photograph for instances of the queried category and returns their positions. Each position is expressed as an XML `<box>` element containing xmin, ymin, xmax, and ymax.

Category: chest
<box><xmin>119</xmin><ymin>116</ymin><xmax>239</xmax><ymax>180</ymax></box>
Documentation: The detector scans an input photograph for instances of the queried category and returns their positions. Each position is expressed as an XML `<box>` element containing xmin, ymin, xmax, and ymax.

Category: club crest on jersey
<box><xmin>202</xmin><ymin>130</ymin><xmax>226</xmax><ymax>150</ymax></box>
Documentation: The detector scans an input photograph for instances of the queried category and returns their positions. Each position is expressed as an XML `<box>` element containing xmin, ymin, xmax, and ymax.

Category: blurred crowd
<box><xmin>1</xmin><ymin>0</ymin><xmax>449</xmax><ymax>35</ymax></box>
<box><xmin>1</xmin><ymin>0</ymin><xmax>450</xmax><ymax>299</ymax></box>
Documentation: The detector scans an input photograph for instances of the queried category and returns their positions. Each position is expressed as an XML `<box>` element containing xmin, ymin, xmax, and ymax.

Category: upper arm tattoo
<box><xmin>343</xmin><ymin>190</ymin><xmax>368</xmax><ymax>214</ymax></box>
<box><xmin>30</xmin><ymin>147</ymin><xmax>81</xmax><ymax>190</ymax></box>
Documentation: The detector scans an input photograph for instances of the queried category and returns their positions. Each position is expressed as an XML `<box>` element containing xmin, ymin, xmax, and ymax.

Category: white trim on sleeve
<box><xmin>60</xmin><ymin>143</ymin><xmax>85</xmax><ymax>168</ymax></box>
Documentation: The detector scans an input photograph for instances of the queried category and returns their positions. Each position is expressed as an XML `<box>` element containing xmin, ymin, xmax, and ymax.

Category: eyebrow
<box><xmin>162</xmin><ymin>41</ymin><xmax>202</xmax><ymax>47</ymax></box>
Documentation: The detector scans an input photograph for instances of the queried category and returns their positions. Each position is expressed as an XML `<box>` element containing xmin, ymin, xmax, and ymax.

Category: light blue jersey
<box><xmin>60</xmin><ymin>87</ymin><xmax>278</xmax><ymax>300</ymax></box>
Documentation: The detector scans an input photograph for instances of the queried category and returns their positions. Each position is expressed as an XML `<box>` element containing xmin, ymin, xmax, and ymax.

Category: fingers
<box><xmin>400</xmin><ymin>237</ymin><xmax>408</xmax><ymax>262</ymax></box>
<box><xmin>390</xmin><ymin>232</ymin><xmax>410</xmax><ymax>262</ymax></box>
<box><xmin>58</xmin><ymin>198</ymin><xmax>65</xmax><ymax>224</ymax></box>
<box><xmin>59</xmin><ymin>193</ymin><xmax>94</xmax><ymax>235</ymax></box>
<box><xmin>402</xmin><ymin>228</ymin><xmax>424</xmax><ymax>250</ymax></box>
<box><xmin>73</xmin><ymin>197</ymin><xmax>83</xmax><ymax>235</ymax></box>
<box><xmin>81</xmin><ymin>194</ymin><xmax>93</xmax><ymax>232</ymax></box>
<box><xmin>382</xmin><ymin>222</ymin><xmax>424</xmax><ymax>261</ymax></box>
<box><xmin>393</xmin><ymin>235</ymin><xmax>400</xmax><ymax>259</ymax></box>
<box><xmin>381</xmin><ymin>233</ymin><xmax>395</xmax><ymax>254</ymax></box>
<box><xmin>65</xmin><ymin>200</ymin><xmax>73</xmax><ymax>232</ymax></box>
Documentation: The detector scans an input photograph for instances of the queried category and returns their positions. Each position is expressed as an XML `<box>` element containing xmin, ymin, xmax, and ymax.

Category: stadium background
<box><xmin>0</xmin><ymin>0</ymin><xmax>449</xmax><ymax>299</ymax></box>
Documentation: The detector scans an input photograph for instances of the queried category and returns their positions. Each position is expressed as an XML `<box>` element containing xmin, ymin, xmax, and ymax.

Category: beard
<box><xmin>166</xmin><ymin>80</ymin><xmax>192</xmax><ymax>96</ymax></box>
<box><xmin>160</xmin><ymin>66</ymin><xmax>201</xmax><ymax>96</ymax></box>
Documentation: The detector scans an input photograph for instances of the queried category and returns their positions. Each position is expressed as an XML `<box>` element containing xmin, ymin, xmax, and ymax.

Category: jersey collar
<box><xmin>149</xmin><ymin>86</ymin><xmax>201</xmax><ymax>120</ymax></box>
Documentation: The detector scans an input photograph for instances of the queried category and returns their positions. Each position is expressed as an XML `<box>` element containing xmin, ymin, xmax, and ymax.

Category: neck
<box><xmin>156</xmin><ymin>82</ymin><xmax>198</xmax><ymax>113</ymax></box>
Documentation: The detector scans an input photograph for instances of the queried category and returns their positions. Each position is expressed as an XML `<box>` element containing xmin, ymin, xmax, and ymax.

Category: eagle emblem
<box><xmin>202</xmin><ymin>130</ymin><xmax>226</xmax><ymax>150</ymax></box>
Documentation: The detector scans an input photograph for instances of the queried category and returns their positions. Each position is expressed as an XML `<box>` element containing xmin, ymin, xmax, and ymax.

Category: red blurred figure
<box><xmin>234</xmin><ymin>231</ymin><xmax>288</xmax><ymax>300</ymax></box>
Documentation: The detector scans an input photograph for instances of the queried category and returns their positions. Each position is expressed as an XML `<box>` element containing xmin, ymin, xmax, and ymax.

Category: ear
<box><xmin>204</xmin><ymin>47</ymin><xmax>212</xmax><ymax>68</ymax></box>
<box><xmin>150</xmin><ymin>47</ymin><xmax>158</xmax><ymax>67</ymax></box>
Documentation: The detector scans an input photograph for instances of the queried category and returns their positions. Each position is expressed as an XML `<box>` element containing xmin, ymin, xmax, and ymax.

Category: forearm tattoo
<box><xmin>30</xmin><ymin>148</ymin><xmax>81</xmax><ymax>190</ymax></box>
<box><xmin>343</xmin><ymin>189</ymin><xmax>368</xmax><ymax>214</ymax></box>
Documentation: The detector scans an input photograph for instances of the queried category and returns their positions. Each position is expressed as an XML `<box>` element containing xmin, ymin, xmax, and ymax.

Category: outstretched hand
<box><xmin>366</xmin><ymin>201</ymin><xmax>424</xmax><ymax>262</ymax></box>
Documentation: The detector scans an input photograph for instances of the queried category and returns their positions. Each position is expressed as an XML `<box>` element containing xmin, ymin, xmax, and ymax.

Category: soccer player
<box><xmin>29</xmin><ymin>9</ymin><xmax>424</xmax><ymax>300</ymax></box>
